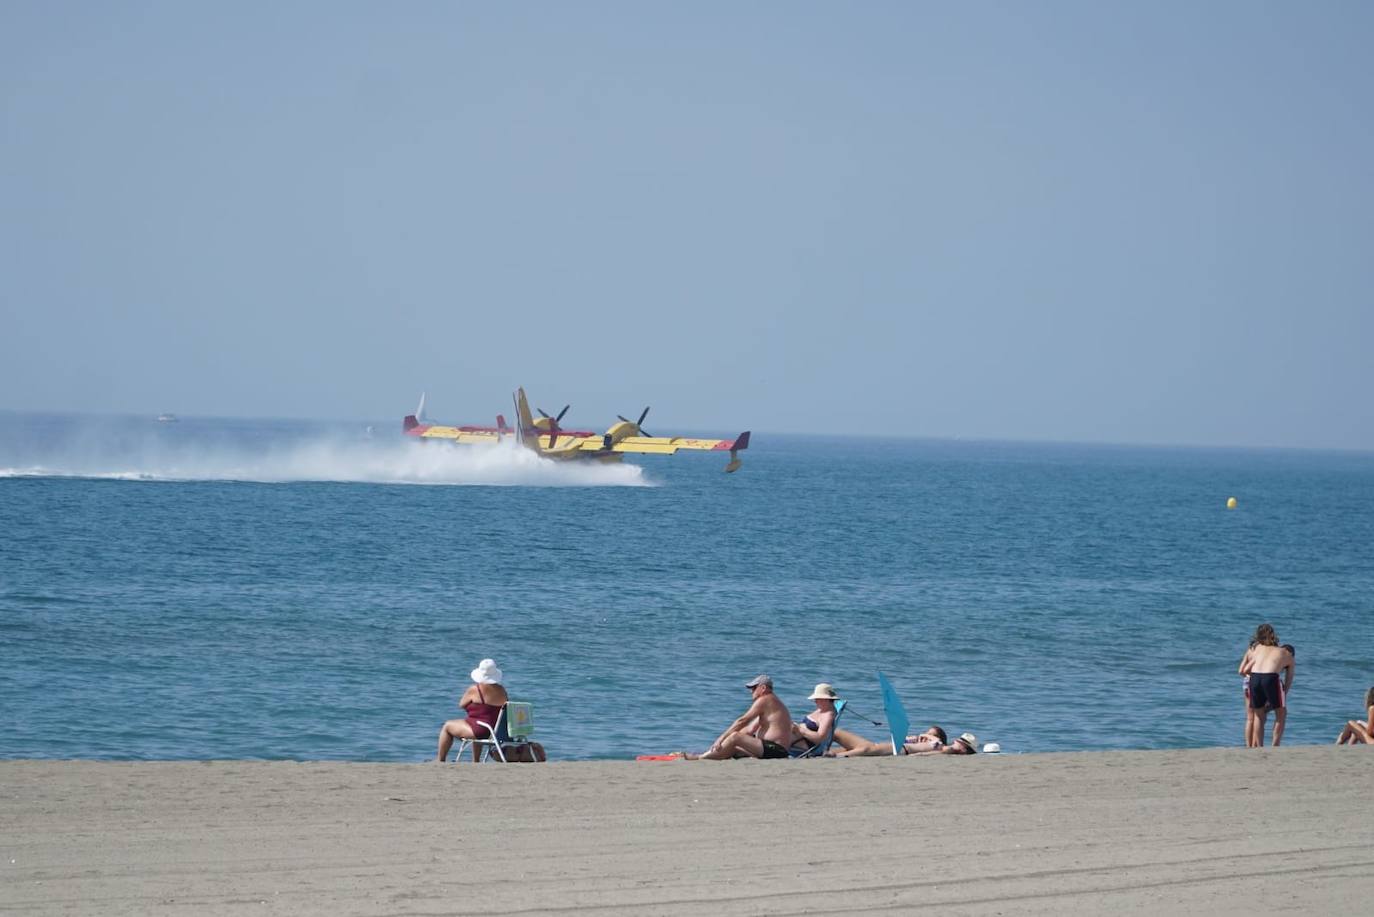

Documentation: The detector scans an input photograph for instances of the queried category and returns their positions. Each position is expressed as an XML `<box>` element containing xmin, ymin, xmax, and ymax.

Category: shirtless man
<box><xmin>694</xmin><ymin>675</ymin><xmax>794</xmax><ymax>760</ymax></box>
<box><xmin>1239</xmin><ymin>623</ymin><xmax>1294</xmax><ymax>748</ymax></box>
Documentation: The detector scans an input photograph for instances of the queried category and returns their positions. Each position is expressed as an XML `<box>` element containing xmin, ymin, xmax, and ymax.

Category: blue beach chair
<box><xmin>792</xmin><ymin>699</ymin><xmax>847</xmax><ymax>758</ymax></box>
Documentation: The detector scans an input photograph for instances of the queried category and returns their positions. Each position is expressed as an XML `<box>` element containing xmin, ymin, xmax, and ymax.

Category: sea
<box><xmin>2</xmin><ymin>411</ymin><xmax>1372</xmax><ymax>761</ymax></box>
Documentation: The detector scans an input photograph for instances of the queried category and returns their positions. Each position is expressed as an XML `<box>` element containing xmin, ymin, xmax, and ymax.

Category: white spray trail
<box><xmin>0</xmin><ymin>425</ymin><xmax>651</xmax><ymax>487</ymax></box>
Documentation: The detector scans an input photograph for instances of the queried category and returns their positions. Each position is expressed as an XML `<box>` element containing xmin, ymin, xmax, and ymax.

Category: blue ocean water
<box><xmin>2</xmin><ymin>412</ymin><xmax>1372</xmax><ymax>761</ymax></box>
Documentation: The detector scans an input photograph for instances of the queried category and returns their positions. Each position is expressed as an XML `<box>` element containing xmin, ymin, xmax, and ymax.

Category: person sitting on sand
<box><xmin>1271</xmin><ymin>644</ymin><xmax>1296</xmax><ymax>746</ymax></box>
<box><xmin>1335</xmin><ymin>686</ymin><xmax>1374</xmax><ymax>745</ymax></box>
<box><xmin>790</xmin><ymin>683</ymin><xmax>840</xmax><ymax>753</ymax></box>
<box><xmin>685</xmin><ymin>674</ymin><xmax>794</xmax><ymax>760</ymax></box>
<box><xmin>437</xmin><ymin>659</ymin><xmax>547</xmax><ymax>763</ymax></box>
<box><xmin>828</xmin><ymin>725</ymin><xmax>948</xmax><ymax>757</ymax></box>
<box><xmin>1239</xmin><ymin>624</ymin><xmax>1293</xmax><ymax>748</ymax></box>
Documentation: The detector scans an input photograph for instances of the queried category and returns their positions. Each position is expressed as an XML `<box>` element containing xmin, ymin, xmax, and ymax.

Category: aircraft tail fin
<box><xmin>514</xmin><ymin>388</ymin><xmax>536</xmax><ymax>443</ymax></box>
<box><xmin>497</xmin><ymin>413</ymin><xmax>510</xmax><ymax>436</ymax></box>
<box><xmin>404</xmin><ymin>392</ymin><xmax>430</xmax><ymax>433</ymax></box>
<box><xmin>724</xmin><ymin>430</ymin><xmax>750</xmax><ymax>472</ymax></box>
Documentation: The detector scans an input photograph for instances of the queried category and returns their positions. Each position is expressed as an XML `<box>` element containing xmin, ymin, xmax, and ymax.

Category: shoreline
<box><xmin>4</xmin><ymin>746</ymin><xmax>1373</xmax><ymax>915</ymax></box>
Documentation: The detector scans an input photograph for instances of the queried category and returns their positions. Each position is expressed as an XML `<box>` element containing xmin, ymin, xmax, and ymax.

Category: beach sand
<box><xmin>3</xmin><ymin>747</ymin><xmax>1372</xmax><ymax>915</ymax></box>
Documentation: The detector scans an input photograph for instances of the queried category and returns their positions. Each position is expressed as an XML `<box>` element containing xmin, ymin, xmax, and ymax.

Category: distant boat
<box><xmin>156</xmin><ymin>413</ymin><xmax>179</xmax><ymax>423</ymax></box>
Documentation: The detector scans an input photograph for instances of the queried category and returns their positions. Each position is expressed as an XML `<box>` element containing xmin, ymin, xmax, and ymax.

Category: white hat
<box><xmin>808</xmin><ymin>683</ymin><xmax>839</xmax><ymax>700</ymax></box>
<box><xmin>470</xmin><ymin>659</ymin><xmax>503</xmax><ymax>685</ymax></box>
<box><xmin>955</xmin><ymin>732</ymin><xmax>979</xmax><ymax>753</ymax></box>
<box><xmin>981</xmin><ymin>742</ymin><xmax>1002</xmax><ymax>754</ymax></box>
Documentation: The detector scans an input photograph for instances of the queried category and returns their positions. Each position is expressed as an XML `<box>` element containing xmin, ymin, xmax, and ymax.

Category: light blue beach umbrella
<box><xmin>877</xmin><ymin>671</ymin><xmax>910</xmax><ymax>756</ymax></box>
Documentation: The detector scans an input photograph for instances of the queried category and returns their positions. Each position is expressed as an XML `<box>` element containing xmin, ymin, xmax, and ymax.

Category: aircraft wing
<box><xmin>568</xmin><ymin>434</ymin><xmax>758</xmax><ymax>456</ymax></box>
<box><xmin>536</xmin><ymin>434</ymin><xmax>594</xmax><ymax>453</ymax></box>
<box><xmin>592</xmin><ymin>434</ymin><xmax>749</xmax><ymax>455</ymax></box>
<box><xmin>410</xmin><ymin>424</ymin><xmax>502</xmax><ymax>445</ymax></box>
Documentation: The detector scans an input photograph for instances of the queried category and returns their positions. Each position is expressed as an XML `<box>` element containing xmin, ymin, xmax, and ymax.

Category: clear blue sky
<box><xmin>3</xmin><ymin>2</ymin><xmax>1372</xmax><ymax>448</ymax></box>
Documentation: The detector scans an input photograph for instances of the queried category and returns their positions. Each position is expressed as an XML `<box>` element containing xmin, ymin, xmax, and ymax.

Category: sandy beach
<box><xmin>2</xmin><ymin>747</ymin><xmax>1372</xmax><ymax>915</ymax></box>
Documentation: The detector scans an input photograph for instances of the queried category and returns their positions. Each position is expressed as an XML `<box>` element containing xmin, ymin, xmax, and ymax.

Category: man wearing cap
<box><xmin>695</xmin><ymin>675</ymin><xmax>794</xmax><ymax>760</ymax></box>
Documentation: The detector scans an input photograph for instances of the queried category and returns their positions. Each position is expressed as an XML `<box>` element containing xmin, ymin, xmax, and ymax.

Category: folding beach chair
<box><xmin>455</xmin><ymin>702</ymin><xmax>536</xmax><ymax>763</ymax></box>
<box><xmin>455</xmin><ymin>705</ymin><xmax>507</xmax><ymax>763</ymax></box>
<box><xmin>792</xmin><ymin>699</ymin><xmax>847</xmax><ymax>758</ymax></box>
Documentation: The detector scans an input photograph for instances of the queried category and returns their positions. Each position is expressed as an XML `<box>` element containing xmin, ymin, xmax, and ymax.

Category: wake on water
<box><xmin>0</xmin><ymin>419</ymin><xmax>650</xmax><ymax>487</ymax></box>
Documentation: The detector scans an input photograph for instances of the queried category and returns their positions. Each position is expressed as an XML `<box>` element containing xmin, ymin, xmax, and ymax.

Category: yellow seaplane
<box><xmin>403</xmin><ymin>388</ymin><xmax>750</xmax><ymax>472</ymax></box>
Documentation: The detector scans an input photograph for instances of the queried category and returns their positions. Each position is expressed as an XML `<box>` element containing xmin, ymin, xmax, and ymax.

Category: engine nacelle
<box><xmin>603</xmin><ymin>420</ymin><xmax>639</xmax><ymax>445</ymax></box>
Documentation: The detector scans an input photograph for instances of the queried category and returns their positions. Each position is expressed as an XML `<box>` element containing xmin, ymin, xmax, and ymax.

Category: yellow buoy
<box><xmin>1226</xmin><ymin>497</ymin><xmax>1238</xmax><ymax>509</ymax></box>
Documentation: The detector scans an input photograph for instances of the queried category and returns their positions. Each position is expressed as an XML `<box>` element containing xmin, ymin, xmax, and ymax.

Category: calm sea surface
<box><xmin>2</xmin><ymin>413</ymin><xmax>1372</xmax><ymax>760</ymax></box>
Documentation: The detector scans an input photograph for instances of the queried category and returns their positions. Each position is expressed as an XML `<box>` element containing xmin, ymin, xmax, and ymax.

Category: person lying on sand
<box><xmin>680</xmin><ymin>674</ymin><xmax>794</xmax><ymax>760</ymax></box>
<box><xmin>831</xmin><ymin>728</ymin><xmax>978</xmax><ymax>756</ymax></box>
<box><xmin>1335</xmin><ymin>686</ymin><xmax>1374</xmax><ymax>745</ymax></box>
<box><xmin>790</xmin><ymin>683</ymin><xmax>840</xmax><ymax>754</ymax></box>
<box><xmin>909</xmin><ymin>731</ymin><xmax>979</xmax><ymax>756</ymax></box>
<box><xmin>828</xmin><ymin>725</ymin><xmax>948</xmax><ymax>757</ymax></box>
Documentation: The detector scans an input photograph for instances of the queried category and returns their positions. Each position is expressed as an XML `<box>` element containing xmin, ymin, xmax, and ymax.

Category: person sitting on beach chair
<box><xmin>687</xmin><ymin>674</ymin><xmax>794</xmax><ymax>760</ymax></box>
<box><xmin>437</xmin><ymin>658</ymin><xmax>507</xmax><ymax>762</ymax></box>
<box><xmin>828</xmin><ymin>725</ymin><xmax>948</xmax><ymax>757</ymax></box>
<box><xmin>790</xmin><ymin>683</ymin><xmax>841</xmax><ymax>755</ymax></box>
<box><xmin>436</xmin><ymin>660</ymin><xmax>548</xmax><ymax>764</ymax></box>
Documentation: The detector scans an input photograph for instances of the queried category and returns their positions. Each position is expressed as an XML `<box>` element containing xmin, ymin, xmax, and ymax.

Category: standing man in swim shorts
<box><xmin>1239</xmin><ymin>624</ymin><xmax>1294</xmax><ymax>748</ymax></box>
<box><xmin>695</xmin><ymin>674</ymin><xmax>795</xmax><ymax>760</ymax></box>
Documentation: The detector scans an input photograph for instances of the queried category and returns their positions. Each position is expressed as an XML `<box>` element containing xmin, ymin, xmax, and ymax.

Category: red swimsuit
<box><xmin>463</xmin><ymin>685</ymin><xmax>502</xmax><ymax>736</ymax></box>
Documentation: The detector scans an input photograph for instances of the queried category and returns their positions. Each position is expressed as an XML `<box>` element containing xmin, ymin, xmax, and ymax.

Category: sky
<box><xmin>3</xmin><ymin>2</ymin><xmax>1372</xmax><ymax>449</ymax></box>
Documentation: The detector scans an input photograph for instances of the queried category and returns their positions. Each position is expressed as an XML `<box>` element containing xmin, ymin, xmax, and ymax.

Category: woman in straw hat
<box><xmin>790</xmin><ymin>683</ymin><xmax>841</xmax><ymax>754</ymax></box>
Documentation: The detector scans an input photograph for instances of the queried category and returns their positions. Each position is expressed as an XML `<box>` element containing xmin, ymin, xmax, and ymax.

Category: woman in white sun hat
<box><xmin>790</xmin><ymin>683</ymin><xmax>841</xmax><ymax>754</ymax></box>
<box><xmin>437</xmin><ymin>658</ymin><xmax>510</xmax><ymax>762</ymax></box>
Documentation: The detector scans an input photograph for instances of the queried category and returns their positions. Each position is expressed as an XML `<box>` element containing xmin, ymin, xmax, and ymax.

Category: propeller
<box><xmin>617</xmin><ymin>406</ymin><xmax>652</xmax><ymax>437</ymax></box>
<box><xmin>537</xmin><ymin>405</ymin><xmax>571</xmax><ymax>448</ymax></box>
<box><xmin>537</xmin><ymin>405</ymin><xmax>570</xmax><ymax>424</ymax></box>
